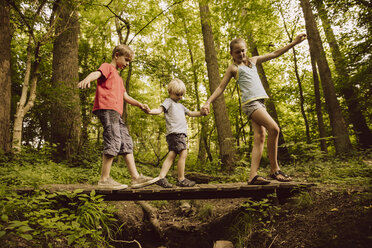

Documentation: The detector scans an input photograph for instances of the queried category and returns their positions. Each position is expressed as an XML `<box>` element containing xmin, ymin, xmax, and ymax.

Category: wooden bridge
<box><xmin>16</xmin><ymin>181</ymin><xmax>315</xmax><ymax>202</ymax></box>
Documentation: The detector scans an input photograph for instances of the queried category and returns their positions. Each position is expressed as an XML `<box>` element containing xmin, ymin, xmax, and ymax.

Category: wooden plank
<box><xmin>12</xmin><ymin>181</ymin><xmax>315</xmax><ymax>201</ymax></box>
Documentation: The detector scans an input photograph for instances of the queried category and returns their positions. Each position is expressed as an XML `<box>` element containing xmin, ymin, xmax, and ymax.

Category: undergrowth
<box><xmin>0</xmin><ymin>189</ymin><xmax>119</xmax><ymax>247</ymax></box>
<box><xmin>0</xmin><ymin>145</ymin><xmax>371</xmax><ymax>247</ymax></box>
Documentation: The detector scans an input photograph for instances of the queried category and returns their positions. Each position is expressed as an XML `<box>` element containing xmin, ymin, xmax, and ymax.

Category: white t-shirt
<box><xmin>161</xmin><ymin>98</ymin><xmax>190</xmax><ymax>136</ymax></box>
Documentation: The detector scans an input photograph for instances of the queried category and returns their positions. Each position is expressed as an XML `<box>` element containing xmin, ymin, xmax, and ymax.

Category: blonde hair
<box><xmin>229</xmin><ymin>38</ymin><xmax>251</xmax><ymax>67</ymax></box>
<box><xmin>112</xmin><ymin>44</ymin><xmax>134</xmax><ymax>60</ymax></box>
<box><xmin>168</xmin><ymin>78</ymin><xmax>186</xmax><ymax>95</ymax></box>
<box><xmin>229</xmin><ymin>38</ymin><xmax>246</xmax><ymax>52</ymax></box>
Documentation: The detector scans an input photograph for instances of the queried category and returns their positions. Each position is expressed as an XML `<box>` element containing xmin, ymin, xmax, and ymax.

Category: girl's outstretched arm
<box><xmin>201</xmin><ymin>64</ymin><xmax>237</xmax><ymax>115</ymax></box>
<box><xmin>254</xmin><ymin>33</ymin><xmax>307</xmax><ymax>64</ymax></box>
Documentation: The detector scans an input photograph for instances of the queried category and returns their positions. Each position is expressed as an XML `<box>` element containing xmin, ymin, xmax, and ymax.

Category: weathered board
<box><xmin>14</xmin><ymin>181</ymin><xmax>315</xmax><ymax>201</ymax></box>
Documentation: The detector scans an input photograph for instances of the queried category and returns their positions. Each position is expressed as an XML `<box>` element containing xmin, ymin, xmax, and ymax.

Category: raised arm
<box><xmin>254</xmin><ymin>33</ymin><xmax>307</xmax><ymax>64</ymax></box>
<box><xmin>77</xmin><ymin>71</ymin><xmax>102</xmax><ymax>89</ymax></box>
<box><xmin>201</xmin><ymin>64</ymin><xmax>237</xmax><ymax>115</ymax></box>
<box><xmin>124</xmin><ymin>92</ymin><xmax>150</xmax><ymax>113</ymax></box>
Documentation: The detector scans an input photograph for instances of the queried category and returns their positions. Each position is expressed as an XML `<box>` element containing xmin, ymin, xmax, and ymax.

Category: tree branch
<box><xmin>128</xmin><ymin>0</ymin><xmax>185</xmax><ymax>44</ymax></box>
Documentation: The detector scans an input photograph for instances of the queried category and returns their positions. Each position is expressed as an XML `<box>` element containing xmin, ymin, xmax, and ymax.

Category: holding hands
<box><xmin>139</xmin><ymin>103</ymin><xmax>151</xmax><ymax>113</ymax></box>
<box><xmin>200</xmin><ymin>103</ymin><xmax>210</xmax><ymax>116</ymax></box>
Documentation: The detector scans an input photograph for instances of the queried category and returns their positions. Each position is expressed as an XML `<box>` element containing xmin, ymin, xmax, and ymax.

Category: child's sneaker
<box><xmin>131</xmin><ymin>175</ymin><xmax>159</xmax><ymax>188</ymax></box>
<box><xmin>156</xmin><ymin>178</ymin><xmax>173</xmax><ymax>188</ymax></box>
<box><xmin>97</xmin><ymin>177</ymin><xmax>128</xmax><ymax>190</ymax></box>
<box><xmin>176</xmin><ymin>178</ymin><xmax>196</xmax><ymax>187</ymax></box>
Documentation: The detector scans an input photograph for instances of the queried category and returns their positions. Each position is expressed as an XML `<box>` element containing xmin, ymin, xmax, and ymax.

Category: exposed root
<box><xmin>136</xmin><ymin>200</ymin><xmax>164</xmax><ymax>238</ymax></box>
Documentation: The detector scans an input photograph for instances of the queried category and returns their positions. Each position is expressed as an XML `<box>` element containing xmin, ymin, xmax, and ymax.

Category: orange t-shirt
<box><xmin>92</xmin><ymin>63</ymin><xmax>126</xmax><ymax>116</ymax></box>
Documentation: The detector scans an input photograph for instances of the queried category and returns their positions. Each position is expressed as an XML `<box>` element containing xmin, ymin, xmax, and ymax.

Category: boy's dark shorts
<box><xmin>94</xmin><ymin>109</ymin><xmax>133</xmax><ymax>157</ymax></box>
<box><xmin>166</xmin><ymin>133</ymin><xmax>187</xmax><ymax>154</ymax></box>
<box><xmin>242</xmin><ymin>99</ymin><xmax>266</xmax><ymax>119</ymax></box>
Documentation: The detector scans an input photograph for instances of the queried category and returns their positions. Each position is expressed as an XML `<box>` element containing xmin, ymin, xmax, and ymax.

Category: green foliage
<box><xmin>299</xmin><ymin>151</ymin><xmax>372</xmax><ymax>187</ymax></box>
<box><xmin>228</xmin><ymin>197</ymin><xmax>280</xmax><ymax>247</ymax></box>
<box><xmin>291</xmin><ymin>191</ymin><xmax>313</xmax><ymax>210</ymax></box>
<box><xmin>196</xmin><ymin>203</ymin><xmax>215</xmax><ymax>222</ymax></box>
<box><xmin>0</xmin><ymin>147</ymin><xmax>100</xmax><ymax>188</ymax></box>
<box><xmin>283</xmin><ymin>140</ymin><xmax>331</xmax><ymax>162</ymax></box>
<box><xmin>0</xmin><ymin>189</ymin><xmax>118</xmax><ymax>247</ymax></box>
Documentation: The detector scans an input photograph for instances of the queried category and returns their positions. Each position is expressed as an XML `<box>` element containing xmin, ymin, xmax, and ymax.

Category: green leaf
<box><xmin>19</xmin><ymin>233</ymin><xmax>33</xmax><ymax>240</ymax></box>
<box><xmin>67</xmin><ymin>234</ymin><xmax>77</xmax><ymax>245</ymax></box>
<box><xmin>73</xmin><ymin>189</ymin><xmax>84</xmax><ymax>194</ymax></box>
<box><xmin>71</xmin><ymin>221</ymin><xmax>80</xmax><ymax>229</ymax></box>
<box><xmin>0</xmin><ymin>230</ymin><xmax>6</xmax><ymax>238</ymax></box>
<box><xmin>8</xmin><ymin>220</ymin><xmax>27</xmax><ymax>229</ymax></box>
<box><xmin>17</xmin><ymin>225</ymin><xmax>34</xmax><ymax>233</ymax></box>
<box><xmin>1</xmin><ymin>214</ymin><xmax>8</xmax><ymax>222</ymax></box>
<box><xmin>90</xmin><ymin>190</ymin><xmax>96</xmax><ymax>197</ymax></box>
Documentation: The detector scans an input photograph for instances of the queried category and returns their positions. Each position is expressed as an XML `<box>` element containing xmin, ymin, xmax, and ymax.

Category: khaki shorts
<box><xmin>94</xmin><ymin>109</ymin><xmax>133</xmax><ymax>156</ymax></box>
<box><xmin>242</xmin><ymin>99</ymin><xmax>266</xmax><ymax>119</ymax></box>
<box><xmin>166</xmin><ymin>133</ymin><xmax>187</xmax><ymax>154</ymax></box>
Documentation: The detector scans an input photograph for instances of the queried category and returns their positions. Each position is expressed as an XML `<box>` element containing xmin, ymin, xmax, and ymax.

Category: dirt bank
<box><xmin>112</xmin><ymin>186</ymin><xmax>372</xmax><ymax>248</ymax></box>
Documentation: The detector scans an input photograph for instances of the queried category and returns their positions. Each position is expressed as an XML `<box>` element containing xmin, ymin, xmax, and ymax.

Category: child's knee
<box><xmin>254</xmin><ymin>131</ymin><xmax>266</xmax><ymax>143</ymax></box>
<box><xmin>268</xmin><ymin>125</ymin><xmax>280</xmax><ymax>136</ymax></box>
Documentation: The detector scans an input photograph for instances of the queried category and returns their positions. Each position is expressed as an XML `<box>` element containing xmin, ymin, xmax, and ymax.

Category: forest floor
<box><xmin>112</xmin><ymin>182</ymin><xmax>372</xmax><ymax>248</ymax></box>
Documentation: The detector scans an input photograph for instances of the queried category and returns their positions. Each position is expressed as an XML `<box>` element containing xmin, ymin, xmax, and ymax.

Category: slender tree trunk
<box><xmin>293</xmin><ymin>48</ymin><xmax>311</xmax><ymax>143</ymax></box>
<box><xmin>278</xmin><ymin>5</ymin><xmax>311</xmax><ymax>144</ymax></box>
<box><xmin>314</xmin><ymin>0</ymin><xmax>372</xmax><ymax>149</ymax></box>
<box><xmin>182</xmin><ymin>17</ymin><xmax>211</xmax><ymax>162</ymax></box>
<box><xmin>12</xmin><ymin>38</ymin><xmax>40</xmax><ymax>153</ymax></box>
<box><xmin>0</xmin><ymin>0</ymin><xmax>11</xmax><ymax>153</ymax></box>
<box><xmin>51</xmin><ymin>3</ymin><xmax>81</xmax><ymax>160</ymax></box>
<box><xmin>199</xmin><ymin>3</ymin><xmax>237</xmax><ymax>171</ymax></box>
<box><xmin>300</xmin><ymin>0</ymin><xmax>352</xmax><ymax>154</ymax></box>
<box><xmin>309</xmin><ymin>48</ymin><xmax>328</xmax><ymax>152</ymax></box>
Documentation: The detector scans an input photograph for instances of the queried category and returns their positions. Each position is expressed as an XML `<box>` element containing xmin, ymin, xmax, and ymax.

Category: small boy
<box><xmin>148</xmin><ymin>78</ymin><xmax>203</xmax><ymax>188</ymax></box>
<box><xmin>78</xmin><ymin>44</ymin><xmax>159</xmax><ymax>189</ymax></box>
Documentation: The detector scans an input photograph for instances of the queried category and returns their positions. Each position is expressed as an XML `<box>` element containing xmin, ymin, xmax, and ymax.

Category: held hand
<box><xmin>294</xmin><ymin>33</ymin><xmax>307</xmax><ymax>44</ymax></box>
<box><xmin>78</xmin><ymin>79</ymin><xmax>91</xmax><ymax>89</ymax></box>
<box><xmin>140</xmin><ymin>103</ymin><xmax>150</xmax><ymax>113</ymax></box>
<box><xmin>200</xmin><ymin>103</ymin><xmax>210</xmax><ymax>116</ymax></box>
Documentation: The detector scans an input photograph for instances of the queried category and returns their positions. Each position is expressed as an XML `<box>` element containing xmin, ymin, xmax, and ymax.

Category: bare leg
<box><xmin>177</xmin><ymin>150</ymin><xmax>188</xmax><ymax>181</ymax></box>
<box><xmin>100</xmin><ymin>154</ymin><xmax>114</xmax><ymax>181</ymax></box>
<box><xmin>249</xmin><ymin>118</ymin><xmax>266</xmax><ymax>182</ymax></box>
<box><xmin>250</xmin><ymin>108</ymin><xmax>290</xmax><ymax>181</ymax></box>
<box><xmin>159</xmin><ymin>151</ymin><xmax>177</xmax><ymax>178</ymax></box>
<box><xmin>123</xmin><ymin>153</ymin><xmax>140</xmax><ymax>180</ymax></box>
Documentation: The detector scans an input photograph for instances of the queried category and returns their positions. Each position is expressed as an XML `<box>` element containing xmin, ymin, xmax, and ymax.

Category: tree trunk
<box><xmin>0</xmin><ymin>0</ymin><xmax>11</xmax><ymax>153</ymax></box>
<box><xmin>309</xmin><ymin>48</ymin><xmax>328</xmax><ymax>152</ymax></box>
<box><xmin>314</xmin><ymin>0</ymin><xmax>372</xmax><ymax>149</ymax></box>
<box><xmin>182</xmin><ymin>16</ymin><xmax>211</xmax><ymax>162</ymax></box>
<box><xmin>51</xmin><ymin>3</ymin><xmax>81</xmax><ymax>160</ymax></box>
<box><xmin>199</xmin><ymin>3</ymin><xmax>237</xmax><ymax>171</ymax></box>
<box><xmin>300</xmin><ymin>0</ymin><xmax>352</xmax><ymax>154</ymax></box>
<box><xmin>278</xmin><ymin>5</ymin><xmax>311</xmax><ymax>144</ymax></box>
<box><xmin>12</xmin><ymin>38</ymin><xmax>39</xmax><ymax>153</ymax></box>
<box><xmin>293</xmin><ymin>48</ymin><xmax>311</xmax><ymax>143</ymax></box>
